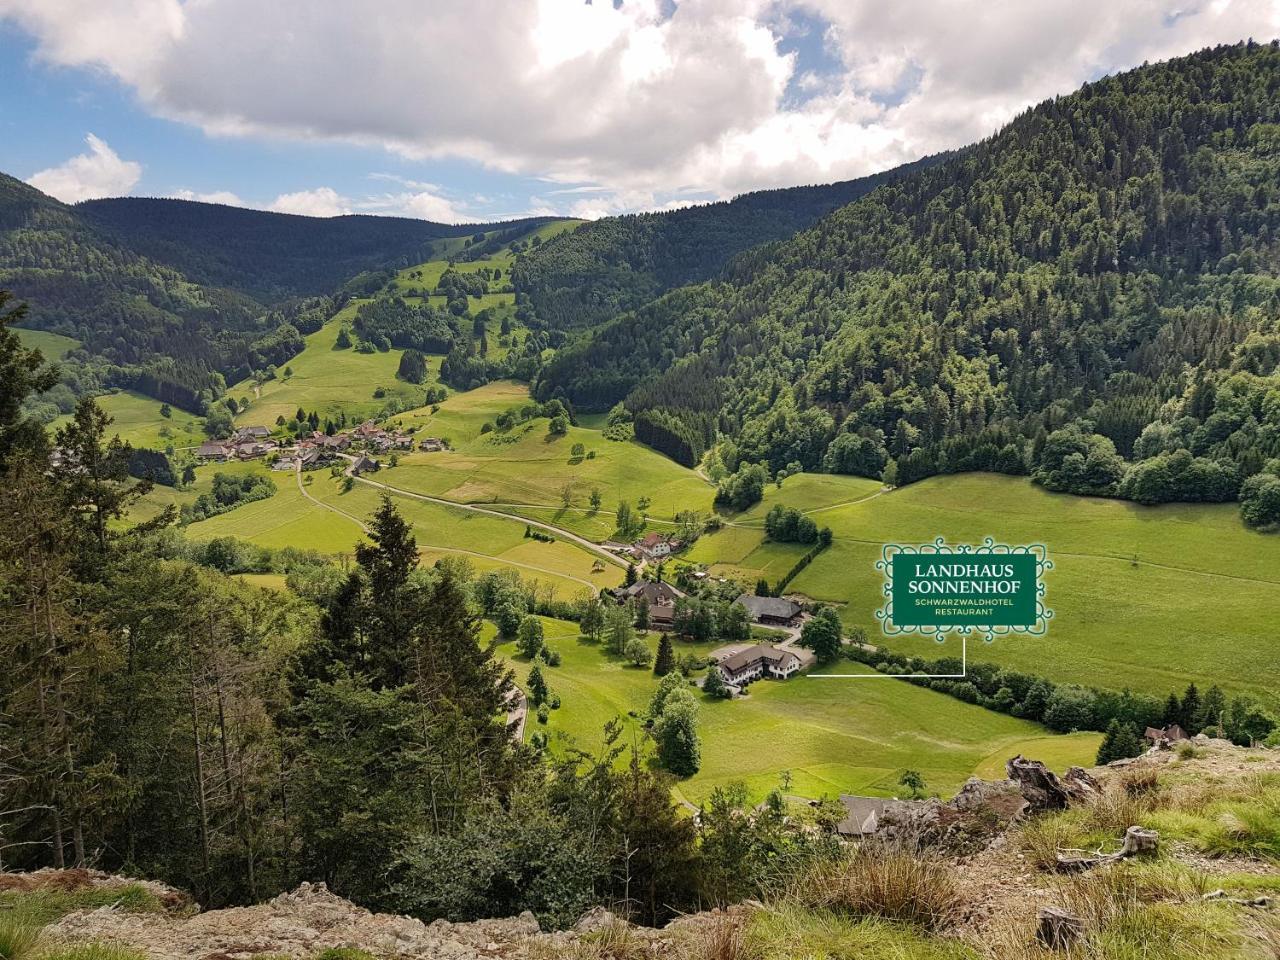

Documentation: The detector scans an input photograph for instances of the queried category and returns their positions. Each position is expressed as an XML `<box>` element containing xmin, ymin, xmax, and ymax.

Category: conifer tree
<box><xmin>653</xmin><ymin>633</ymin><xmax>676</xmax><ymax>676</ymax></box>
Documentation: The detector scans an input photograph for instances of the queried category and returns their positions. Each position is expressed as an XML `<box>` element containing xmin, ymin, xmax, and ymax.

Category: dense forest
<box><xmin>511</xmin><ymin>154</ymin><xmax>943</xmax><ymax>331</ymax></box>
<box><xmin>77</xmin><ymin>198</ymin><xmax>554</xmax><ymax>303</ymax></box>
<box><xmin>536</xmin><ymin>42</ymin><xmax>1280</xmax><ymax>527</ymax></box>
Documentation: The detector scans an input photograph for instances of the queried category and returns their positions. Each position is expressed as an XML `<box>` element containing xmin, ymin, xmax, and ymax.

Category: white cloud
<box><xmin>5</xmin><ymin>0</ymin><xmax>1280</xmax><ymax>208</ymax></box>
<box><xmin>26</xmin><ymin>133</ymin><xmax>142</xmax><ymax>202</ymax></box>
<box><xmin>172</xmin><ymin>188</ymin><xmax>245</xmax><ymax>206</ymax></box>
<box><xmin>268</xmin><ymin>187</ymin><xmax>350</xmax><ymax>218</ymax></box>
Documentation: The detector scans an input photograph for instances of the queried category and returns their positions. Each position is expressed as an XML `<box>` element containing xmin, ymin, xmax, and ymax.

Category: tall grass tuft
<box><xmin>38</xmin><ymin>945</ymin><xmax>150</xmax><ymax>960</ymax></box>
<box><xmin>685</xmin><ymin>913</ymin><xmax>754</xmax><ymax>960</ymax></box>
<box><xmin>793</xmin><ymin>843</ymin><xmax>963</xmax><ymax>931</ymax></box>
<box><xmin>0</xmin><ymin>917</ymin><xmax>40</xmax><ymax>960</ymax></box>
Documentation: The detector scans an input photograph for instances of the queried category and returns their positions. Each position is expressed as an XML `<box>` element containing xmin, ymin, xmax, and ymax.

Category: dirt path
<box><xmin>295</xmin><ymin>464</ymin><xmax>603</xmax><ymax>591</ymax></box>
<box><xmin>342</xmin><ymin>457</ymin><xmax>628</xmax><ymax>570</ymax></box>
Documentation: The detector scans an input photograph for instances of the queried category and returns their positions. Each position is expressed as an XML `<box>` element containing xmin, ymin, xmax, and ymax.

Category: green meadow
<box><xmin>691</xmin><ymin>472</ymin><xmax>1280</xmax><ymax>707</ymax></box>
<box><xmin>15</xmin><ymin>326</ymin><xmax>80</xmax><ymax>359</ymax></box>
<box><xmin>386</xmin><ymin>381</ymin><xmax>713</xmax><ymax>537</ymax></box>
<box><xmin>491</xmin><ymin>616</ymin><xmax>1100</xmax><ymax>806</ymax></box>
<box><xmin>56</xmin><ymin>389</ymin><xmax>208</xmax><ymax>451</ymax></box>
<box><xmin>230</xmin><ymin>299</ymin><xmax>429</xmax><ymax>428</ymax></box>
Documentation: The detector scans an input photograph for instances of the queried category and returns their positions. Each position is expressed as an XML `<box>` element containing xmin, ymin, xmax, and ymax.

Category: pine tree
<box><xmin>1197</xmin><ymin>685</ymin><xmax>1226</xmax><ymax>735</ymax></box>
<box><xmin>624</xmin><ymin>562</ymin><xmax>638</xmax><ymax>587</ymax></box>
<box><xmin>1096</xmin><ymin>719</ymin><xmax>1143</xmax><ymax>764</ymax></box>
<box><xmin>1161</xmin><ymin>692</ymin><xmax>1182</xmax><ymax>727</ymax></box>
<box><xmin>527</xmin><ymin>664</ymin><xmax>549</xmax><ymax>706</ymax></box>
<box><xmin>1179</xmin><ymin>683</ymin><xmax>1201</xmax><ymax>732</ymax></box>
<box><xmin>653</xmin><ymin>633</ymin><xmax>676</xmax><ymax>676</ymax></box>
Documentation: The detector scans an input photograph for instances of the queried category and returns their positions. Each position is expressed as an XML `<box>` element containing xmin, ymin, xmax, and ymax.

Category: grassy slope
<box><xmin>229</xmin><ymin>299</ymin><xmax>426</xmax><ymax>428</ymax></box>
<box><xmin>15</xmin><ymin>326</ymin><xmax>80</xmax><ymax>358</ymax></box>
<box><xmin>57</xmin><ymin>390</ymin><xmax>208</xmax><ymax>451</ymax></box>
<box><xmin>387</xmin><ymin>381</ymin><xmax>713</xmax><ymax>538</ymax></box>
<box><xmin>492</xmin><ymin>616</ymin><xmax>1099</xmax><ymax>806</ymax></box>
<box><xmin>691</xmin><ymin>472</ymin><xmax>1280</xmax><ymax>707</ymax></box>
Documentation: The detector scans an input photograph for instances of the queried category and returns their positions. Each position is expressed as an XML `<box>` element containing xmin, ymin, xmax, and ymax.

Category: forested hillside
<box><xmin>511</xmin><ymin>154</ymin><xmax>943</xmax><ymax>330</ymax></box>
<box><xmin>78</xmin><ymin>197</ymin><xmax>556</xmax><ymax>302</ymax></box>
<box><xmin>0</xmin><ymin>173</ymin><xmax>272</xmax><ymax>410</ymax></box>
<box><xmin>0</xmin><ymin>177</ymin><xmax>564</xmax><ymax>414</ymax></box>
<box><xmin>537</xmin><ymin>42</ymin><xmax>1280</xmax><ymax>527</ymax></box>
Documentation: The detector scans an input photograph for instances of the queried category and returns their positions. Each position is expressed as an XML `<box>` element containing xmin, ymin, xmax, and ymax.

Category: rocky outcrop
<box><xmin>48</xmin><ymin>882</ymin><xmax>546</xmax><ymax>960</ymax></box>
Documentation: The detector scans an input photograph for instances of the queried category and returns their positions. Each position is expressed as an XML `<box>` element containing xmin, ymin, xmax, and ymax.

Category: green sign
<box><xmin>891</xmin><ymin>553</ymin><xmax>1037</xmax><ymax>627</ymax></box>
<box><xmin>877</xmin><ymin>539</ymin><xmax>1052</xmax><ymax>642</ymax></box>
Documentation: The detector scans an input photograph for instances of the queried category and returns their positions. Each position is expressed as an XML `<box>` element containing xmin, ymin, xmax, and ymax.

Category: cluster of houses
<box><xmin>196</xmin><ymin>425</ymin><xmax>276</xmax><ymax>462</ymax></box>
<box><xmin>604</xmin><ymin>578</ymin><xmax>812</xmax><ymax>689</ymax></box>
<box><xmin>197</xmin><ymin>420</ymin><xmax>447</xmax><ymax>471</ymax></box>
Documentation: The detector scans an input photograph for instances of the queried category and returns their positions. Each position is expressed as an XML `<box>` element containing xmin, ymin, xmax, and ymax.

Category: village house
<box><xmin>233</xmin><ymin>425</ymin><xmax>271</xmax><ymax>442</ymax></box>
<box><xmin>633</xmin><ymin>531</ymin><xmax>683</xmax><ymax>561</ymax></box>
<box><xmin>234</xmin><ymin>440</ymin><xmax>276</xmax><ymax>460</ymax></box>
<box><xmin>351</xmin><ymin>454</ymin><xmax>380</xmax><ymax>475</ymax></box>
<box><xmin>715</xmin><ymin>644</ymin><xmax>802</xmax><ymax>685</ymax></box>
<box><xmin>197</xmin><ymin>440</ymin><xmax>233</xmax><ymax>461</ymax></box>
<box><xmin>735</xmin><ymin>594</ymin><xmax>803</xmax><ymax>626</ymax></box>
<box><xmin>1143</xmin><ymin>724</ymin><xmax>1190</xmax><ymax>746</ymax></box>
<box><xmin>418</xmin><ymin>437</ymin><xmax>445</xmax><ymax>452</ymax></box>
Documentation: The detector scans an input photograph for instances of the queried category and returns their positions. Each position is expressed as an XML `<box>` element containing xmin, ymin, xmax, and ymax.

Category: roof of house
<box><xmin>735</xmin><ymin>594</ymin><xmax>802</xmax><ymax>620</ymax></box>
<box><xmin>717</xmin><ymin>644</ymin><xmax>799</xmax><ymax>675</ymax></box>
<box><xmin>836</xmin><ymin>795</ymin><xmax>894</xmax><ymax>836</ymax></box>
<box><xmin>617</xmin><ymin>580</ymin><xmax>685</xmax><ymax>603</ymax></box>
<box><xmin>648</xmin><ymin>604</ymin><xmax>676</xmax><ymax>623</ymax></box>
<box><xmin>198</xmin><ymin>441</ymin><xmax>229</xmax><ymax>455</ymax></box>
<box><xmin>236</xmin><ymin>425</ymin><xmax>270</xmax><ymax>437</ymax></box>
<box><xmin>1145</xmin><ymin>724</ymin><xmax>1189</xmax><ymax>742</ymax></box>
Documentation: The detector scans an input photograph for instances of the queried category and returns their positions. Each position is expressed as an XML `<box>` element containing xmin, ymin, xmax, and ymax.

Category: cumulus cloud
<box><xmin>268</xmin><ymin>187</ymin><xmax>350</xmax><ymax>218</ymax></box>
<box><xmin>172</xmin><ymin>188</ymin><xmax>245</xmax><ymax>206</ymax></box>
<box><xmin>27</xmin><ymin>134</ymin><xmax>143</xmax><ymax>203</ymax></box>
<box><xmin>6</xmin><ymin>0</ymin><xmax>1280</xmax><ymax>209</ymax></box>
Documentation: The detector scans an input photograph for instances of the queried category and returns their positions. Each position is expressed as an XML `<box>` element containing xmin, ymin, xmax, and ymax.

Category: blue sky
<box><xmin>1</xmin><ymin>1</ymin><xmax>1275</xmax><ymax>222</ymax></box>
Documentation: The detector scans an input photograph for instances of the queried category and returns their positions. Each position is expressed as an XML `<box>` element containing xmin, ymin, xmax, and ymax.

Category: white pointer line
<box><xmin>809</xmin><ymin>635</ymin><xmax>967</xmax><ymax>679</ymax></box>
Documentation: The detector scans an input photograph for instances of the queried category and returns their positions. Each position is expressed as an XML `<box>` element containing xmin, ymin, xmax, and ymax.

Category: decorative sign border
<box><xmin>875</xmin><ymin>537</ymin><xmax>1052</xmax><ymax>643</ymax></box>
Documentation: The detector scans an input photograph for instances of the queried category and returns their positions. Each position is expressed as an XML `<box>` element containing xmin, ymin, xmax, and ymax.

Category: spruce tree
<box><xmin>1179</xmin><ymin>683</ymin><xmax>1201</xmax><ymax>732</ymax></box>
<box><xmin>1096</xmin><ymin>719</ymin><xmax>1142</xmax><ymax>764</ymax></box>
<box><xmin>653</xmin><ymin>633</ymin><xmax>675</xmax><ymax>676</ymax></box>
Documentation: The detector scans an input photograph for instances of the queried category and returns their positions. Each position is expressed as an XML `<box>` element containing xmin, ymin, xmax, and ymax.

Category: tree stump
<box><xmin>1006</xmin><ymin>755</ymin><xmax>1071</xmax><ymax>810</ymax></box>
<box><xmin>1036</xmin><ymin>906</ymin><xmax>1085</xmax><ymax>949</ymax></box>
<box><xmin>1120</xmin><ymin>826</ymin><xmax>1158</xmax><ymax>856</ymax></box>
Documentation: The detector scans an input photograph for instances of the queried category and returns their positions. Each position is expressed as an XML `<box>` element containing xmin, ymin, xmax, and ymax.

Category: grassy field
<box><xmin>386</xmin><ymin>381</ymin><xmax>714</xmax><ymax>538</ymax></box>
<box><xmin>690</xmin><ymin>472</ymin><xmax>1280</xmax><ymax>707</ymax></box>
<box><xmin>54</xmin><ymin>389</ymin><xmax>208</xmax><ymax>451</ymax></box>
<box><xmin>15</xmin><ymin>326</ymin><xmax>80</xmax><ymax>359</ymax></box>
<box><xmin>170</xmin><ymin>459</ymin><xmax>619</xmax><ymax>599</ymax></box>
<box><xmin>229</xmin><ymin>299</ymin><xmax>429</xmax><ymax>428</ymax></box>
<box><xmin>491</xmin><ymin>616</ymin><xmax>1100</xmax><ymax>805</ymax></box>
